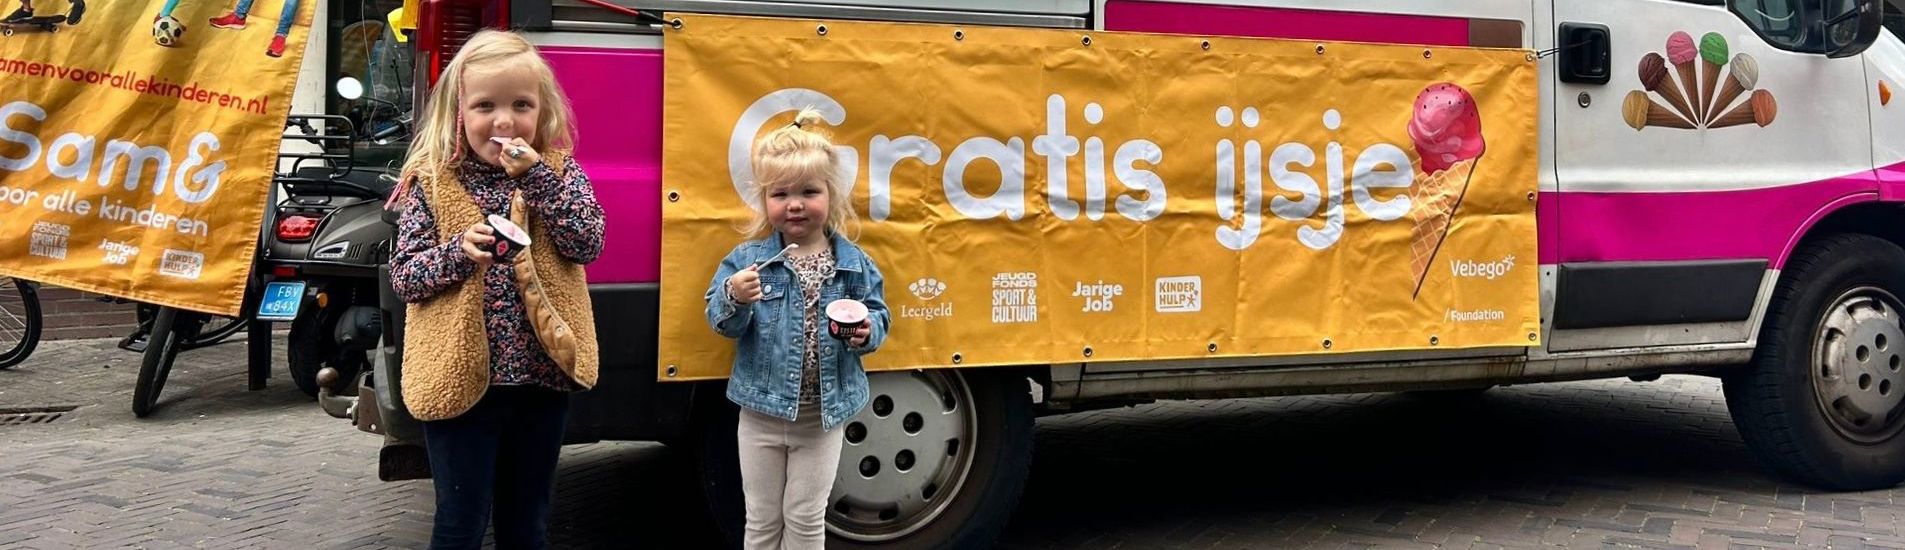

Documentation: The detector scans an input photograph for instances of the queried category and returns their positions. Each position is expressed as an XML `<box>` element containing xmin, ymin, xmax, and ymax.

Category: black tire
<box><xmin>0</xmin><ymin>277</ymin><xmax>42</xmax><ymax>370</ymax></box>
<box><xmin>287</xmin><ymin>309</ymin><xmax>365</xmax><ymax>398</ymax></box>
<box><xmin>696</xmin><ymin>369</ymin><xmax>1036</xmax><ymax>549</ymax></box>
<box><xmin>1724</xmin><ymin>233</ymin><xmax>1905</xmax><ymax>490</ymax></box>
<box><xmin>133</xmin><ymin>307</ymin><xmax>182</xmax><ymax>418</ymax></box>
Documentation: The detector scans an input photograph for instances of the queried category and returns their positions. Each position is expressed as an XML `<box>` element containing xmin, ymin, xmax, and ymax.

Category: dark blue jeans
<box><xmin>423</xmin><ymin>385</ymin><xmax>570</xmax><ymax>550</ymax></box>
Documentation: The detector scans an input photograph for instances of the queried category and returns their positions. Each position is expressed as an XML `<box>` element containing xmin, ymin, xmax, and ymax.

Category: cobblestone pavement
<box><xmin>1</xmin><ymin>336</ymin><xmax>1902</xmax><ymax>549</ymax></box>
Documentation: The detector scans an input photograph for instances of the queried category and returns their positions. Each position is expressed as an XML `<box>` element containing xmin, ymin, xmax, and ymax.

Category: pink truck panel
<box><xmin>544</xmin><ymin>46</ymin><xmax>663</xmax><ymax>284</ymax></box>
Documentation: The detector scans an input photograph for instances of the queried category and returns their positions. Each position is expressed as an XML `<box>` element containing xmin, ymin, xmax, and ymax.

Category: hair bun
<box><xmin>791</xmin><ymin>108</ymin><xmax>826</xmax><ymax>130</ymax></box>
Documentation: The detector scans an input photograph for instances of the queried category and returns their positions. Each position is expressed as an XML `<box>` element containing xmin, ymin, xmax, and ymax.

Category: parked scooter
<box><xmin>257</xmin><ymin>91</ymin><xmax>402</xmax><ymax>399</ymax></box>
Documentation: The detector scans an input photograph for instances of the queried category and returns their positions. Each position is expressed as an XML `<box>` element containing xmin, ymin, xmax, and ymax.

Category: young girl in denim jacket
<box><xmin>705</xmin><ymin>108</ymin><xmax>890</xmax><ymax>550</ymax></box>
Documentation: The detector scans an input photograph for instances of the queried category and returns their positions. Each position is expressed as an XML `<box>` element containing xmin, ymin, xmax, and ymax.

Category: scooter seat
<box><xmin>284</xmin><ymin>166</ymin><xmax>395</xmax><ymax>199</ymax></box>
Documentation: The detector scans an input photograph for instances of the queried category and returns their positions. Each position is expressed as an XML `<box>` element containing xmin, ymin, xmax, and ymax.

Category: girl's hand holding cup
<box><xmin>460</xmin><ymin>213</ymin><xmax>533</xmax><ymax>265</ymax></box>
<box><xmin>460</xmin><ymin>223</ymin><xmax>497</xmax><ymax>265</ymax></box>
<box><xmin>492</xmin><ymin>136</ymin><xmax>542</xmax><ymax>178</ymax></box>
<box><xmin>827</xmin><ymin>299</ymin><xmax>869</xmax><ymax>346</ymax></box>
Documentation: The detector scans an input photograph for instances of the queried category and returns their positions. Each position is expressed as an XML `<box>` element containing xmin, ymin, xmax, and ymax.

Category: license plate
<box><xmin>256</xmin><ymin>281</ymin><xmax>306</xmax><ymax>322</ymax></box>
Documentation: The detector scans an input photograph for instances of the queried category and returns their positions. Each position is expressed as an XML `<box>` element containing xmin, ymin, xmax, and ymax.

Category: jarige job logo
<box><xmin>1073</xmin><ymin>280</ymin><xmax>1122</xmax><ymax>313</ymax></box>
<box><xmin>98</xmin><ymin>239</ymin><xmax>139</xmax><ymax>265</ymax></box>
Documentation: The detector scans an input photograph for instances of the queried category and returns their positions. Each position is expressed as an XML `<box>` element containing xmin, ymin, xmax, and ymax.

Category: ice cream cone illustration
<box><xmin>1411</xmin><ymin>158</ymin><xmax>1479</xmax><ymax>298</ymax></box>
<box><xmin>1698</xmin><ymin>32</ymin><xmax>1729</xmax><ymax>125</ymax></box>
<box><xmin>1667</xmin><ymin>32</ymin><xmax>1701</xmax><ymax>125</ymax></box>
<box><xmin>1639</xmin><ymin>52</ymin><xmax>1699</xmax><ymax>124</ymax></box>
<box><xmin>1407</xmin><ymin>83</ymin><xmax>1485</xmax><ymax>299</ymax></box>
<box><xmin>1623</xmin><ymin>90</ymin><xmax>1696</xmax><ymax>130</ymax></box>
<box><xmin>1710</xmin><ymin>89</ymin><xmax>1777</xmax><ymax>128</ymax></box>
<box><xmin>1707</xmin><ymin>53</ymin><xmax>1758</xmax><ymax>123</ymax></box>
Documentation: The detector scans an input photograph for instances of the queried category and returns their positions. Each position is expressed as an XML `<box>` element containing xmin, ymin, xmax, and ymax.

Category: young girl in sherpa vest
<box><xmin>388</xmin><ymin>29</ymin><xmax>603</xmax><ymax>550</ymax></box>
<box><xmin>706</xmin><ymin>109</ymin><xmax>891</xmax><ymax>550</ymax></box>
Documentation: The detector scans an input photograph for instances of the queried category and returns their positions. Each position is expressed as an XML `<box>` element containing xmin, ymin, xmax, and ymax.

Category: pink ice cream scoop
<box><xmin>1666</xmin><ymin>31</ymin><xmax>1697</xmax><ymax>65</ymax></box>
<box><xmin>1408</xmin><ymin>82</ymin><xmax>1485</xmax><ymax>174</ymax></box>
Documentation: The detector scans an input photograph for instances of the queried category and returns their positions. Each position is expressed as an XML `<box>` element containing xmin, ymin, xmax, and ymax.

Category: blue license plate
<box><xmin>256</xmin><ymin>281</ymin><xmax>306</xmax><ymax>322</ymax></box>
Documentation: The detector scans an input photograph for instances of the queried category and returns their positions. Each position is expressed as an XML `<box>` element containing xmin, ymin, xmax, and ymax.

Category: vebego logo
<box><xmin>1451</xmin><ymin>254</ymin><xmax>1515</xmax><ymax>280</ymax></box>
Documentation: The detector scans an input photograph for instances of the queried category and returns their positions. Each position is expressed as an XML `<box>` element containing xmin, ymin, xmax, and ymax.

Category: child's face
<box><xmin>461</xmin><ymin>62</ymin><xmax>541</xmax><ymax>165</ymax></box>
<box><xmin>765</xmin><ymin>179</ymin><xmax>830</xmax><ymax>244</ymax></box>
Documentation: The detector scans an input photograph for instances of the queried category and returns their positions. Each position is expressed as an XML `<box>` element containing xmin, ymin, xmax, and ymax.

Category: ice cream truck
<box><xmin>336</xmin><ymin>0</ymin><xmax>1905</xmax><ymax>547</ymax></box>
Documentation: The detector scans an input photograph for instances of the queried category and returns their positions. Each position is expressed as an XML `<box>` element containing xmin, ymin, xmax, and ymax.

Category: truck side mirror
<box><xmin>1825</xmin><ymin>0</ymin><xmax>1882</xmax><ymax>58</ymax></box>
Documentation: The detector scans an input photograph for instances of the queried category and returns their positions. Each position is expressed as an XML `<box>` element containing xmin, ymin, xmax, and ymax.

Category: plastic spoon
<box><xmin>757</xmin><ymin>243</ymin><xmax>798</xmax><ymax>268</ymax></box>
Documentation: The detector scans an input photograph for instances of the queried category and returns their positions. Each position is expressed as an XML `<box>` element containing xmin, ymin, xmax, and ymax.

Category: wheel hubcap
<box><xmin>1813</xmin><ymin>286</ymin><xmax>1905</xmax><ymax>444</ymax></box>
<box><xmin>828</xmin><ymin>370</ymin><xmax>976</xmax><ymax>542</ymax></box>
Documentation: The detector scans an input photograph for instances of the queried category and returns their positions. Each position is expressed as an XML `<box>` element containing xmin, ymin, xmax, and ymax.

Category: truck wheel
<box><xmin>1724</xmin><ymin>233</ymin><xmax>1905</xmax><ymax>490</ymax></box>
<box><xmin>697</xmin><ymin>369</ymin><xmax>1036</xmax><ymax>549</ymax></box>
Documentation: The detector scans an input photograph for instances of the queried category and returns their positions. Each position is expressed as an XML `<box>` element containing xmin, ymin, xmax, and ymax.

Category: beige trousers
<box><xmin>737</xmin><ymin>405</ymin><xmax>845</xmax><ymax>550</ymax></box>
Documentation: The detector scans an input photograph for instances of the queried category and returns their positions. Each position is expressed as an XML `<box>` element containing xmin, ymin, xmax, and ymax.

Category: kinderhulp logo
<box><xmin>1155</xmin><ymin>276</ymin><xmax>1201</xmax><ymax>313</ymax></box>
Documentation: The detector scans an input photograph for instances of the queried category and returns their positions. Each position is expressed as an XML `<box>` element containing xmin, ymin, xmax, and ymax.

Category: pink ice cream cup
<box><xmin>484</xmin><ymin>214</ymin><xmax>531</xmax><ymax>263</ymax></box>
<box><xmin>827</xmin><ymin>299</ymin><xmax>869</xmax><ymax>340</ymax></box>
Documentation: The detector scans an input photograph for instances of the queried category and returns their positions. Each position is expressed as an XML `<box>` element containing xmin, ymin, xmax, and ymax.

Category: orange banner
<box><xmin>661</xmin><ymin>14</ymin><xmax>1541</xmax><ymax>380</ymax></box>
<box><xmin>0</xmin><ymin>0</ymin><xmax>315</xmax><ymax>315</ymax></box>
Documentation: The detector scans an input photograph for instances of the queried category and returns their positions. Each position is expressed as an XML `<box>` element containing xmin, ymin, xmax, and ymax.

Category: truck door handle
<box><xmin>1558</xmin><ymin>22</ymin><xmax>1612</xmax><ymax>85</ymax></box>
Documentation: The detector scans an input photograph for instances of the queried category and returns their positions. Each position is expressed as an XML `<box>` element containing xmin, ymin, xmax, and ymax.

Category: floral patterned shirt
<box><xmin>389</xmin><ymin>157</ymin><xmax>605</xmax><ymax>391</ymax></box>
<box><xmin>789</xmin><ymin>249</ymin><xmax>836</xmax><ymax>404</ymax></box>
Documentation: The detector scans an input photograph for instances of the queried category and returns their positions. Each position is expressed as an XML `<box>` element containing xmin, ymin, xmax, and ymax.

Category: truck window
<box><xmin>1732</xmin><ymin>0</ymin><xmax>1817</xmax><ymax>51</ymax></box>
<box><xmin>1885</xmin><ymin>0</ymin><xmax>1905</xmax><ymax>39</ymax></box>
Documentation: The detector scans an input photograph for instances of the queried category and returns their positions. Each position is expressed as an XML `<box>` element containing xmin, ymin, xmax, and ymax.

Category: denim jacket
<box><xmin>705</xmin><ymin>231</ymin><xmax>889</xmax><ymax>431</ymax></box>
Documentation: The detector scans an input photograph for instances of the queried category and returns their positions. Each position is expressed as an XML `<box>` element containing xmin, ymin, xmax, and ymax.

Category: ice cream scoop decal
<box><xmin>1408</xmin><ymin>82</ymin><xmax>1485</xmax><ymax>174</ymax></box>
<box><xmin>1625</xmin><ymin>31</ymin><xmax>1776</xmax><ymax>131</ymax></box>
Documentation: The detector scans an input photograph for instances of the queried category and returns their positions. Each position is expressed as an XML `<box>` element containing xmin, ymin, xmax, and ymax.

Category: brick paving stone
<box><xmin>4</xmin><ymin>338</ymin><xmax>1905</xmax><ymax>548</ymax></box>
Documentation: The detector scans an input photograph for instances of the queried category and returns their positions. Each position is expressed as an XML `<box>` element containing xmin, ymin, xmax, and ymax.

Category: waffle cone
<box><xmin>1709</xmin><ymin>79</ymin><xmax>1747</xmax><ymax>123</ymax></box>
<box><xmin>1410</xmin><ymin>158</ymin><xmax>1479</xmax><ymax>298</ymax></box>
<box><xmin>1674</xmin><ymin>62</ymin><xmax>1700</xmax><ymax>124</ymax></box>
<box><xmin>1699</xmin><ymin>60</ymin><xmax>1724</xmax><ymax>124</ymax></box>
<box><xmin>1654</xmin><ymin>83</ymin><xmax>1698</xmax><ymax>124</ymax></box>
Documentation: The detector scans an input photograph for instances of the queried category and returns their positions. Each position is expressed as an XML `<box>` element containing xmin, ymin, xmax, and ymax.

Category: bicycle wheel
<box><xmin>0</xmin><ymin>277</ymin><xmax>42</xmax><ymax>370</ymax></box>
<box><xmin>185</xmin><ymin>315</ymin><xmax>247</xmax><ymax>348</ymax></box>
<box><xmin>133</xmin><ymin>307</ymin><xmax>182</xmax><ymax>417</ymax></box>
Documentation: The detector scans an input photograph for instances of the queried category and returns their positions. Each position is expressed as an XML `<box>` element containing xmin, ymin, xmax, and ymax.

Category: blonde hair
<box><xmin>391</xmin><ymin>29</ymin><xmax>577</xmax><ymax>206</ymax></box>
<box><xmin>742</xmin><ymin>108</ymin><xmax>859</xmax><ymax>240</ymax></box>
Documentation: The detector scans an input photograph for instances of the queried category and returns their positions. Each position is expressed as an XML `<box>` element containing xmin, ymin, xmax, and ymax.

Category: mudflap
<box><xmin>378</xmin><ymin>438</ymin><xmax>432</xmax><ymax>482</ymax></box>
